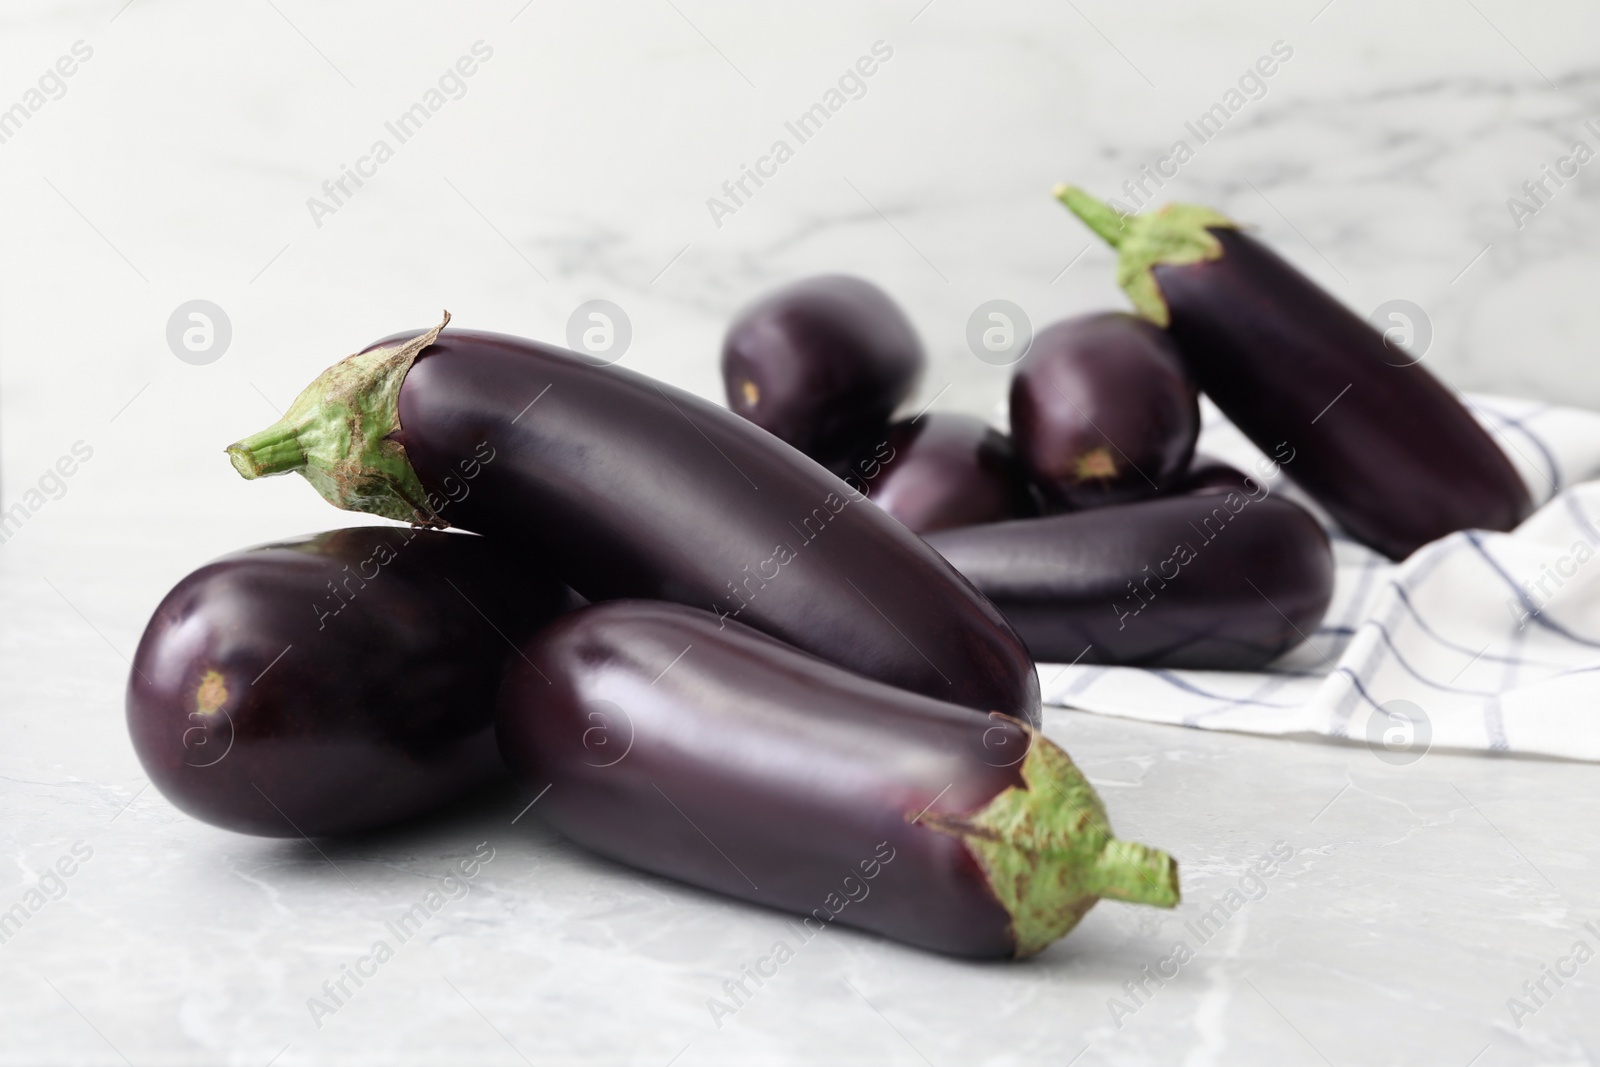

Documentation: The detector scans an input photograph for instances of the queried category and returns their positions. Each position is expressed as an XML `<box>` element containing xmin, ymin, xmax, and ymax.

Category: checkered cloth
<box><xmin>1037</xmin><ymin>395</ymin><xmax>1600</xmax><ymax>762</ymax></box>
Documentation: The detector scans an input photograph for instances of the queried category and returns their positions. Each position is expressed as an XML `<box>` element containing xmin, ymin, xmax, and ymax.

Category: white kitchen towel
<box><xmin>1037</xmin><ymin>395</ymin><xmax>1600</xmax><ymax>762</ymax></box>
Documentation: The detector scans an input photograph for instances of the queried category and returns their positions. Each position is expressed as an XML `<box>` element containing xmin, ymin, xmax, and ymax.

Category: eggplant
<box><xmin>1181</xmin><ymin>453</ymin><xmax>1257</xmax><ymax>496</ymax></box>
<box><xmin>925</xmin><ymin>488</ymin><xmax>1333</xmax><ymax>669</ymax></box>
<box><xmin>126</xmin><ymin>527</ymin><xmax>572</xmax><ymax>837</ymax></box>
<box><xmin>1010</xmin><ymin>312</ymin><xmax>1198</xmax><ymax>509</ymax></box>
<box><xmin>851</xmin><ymin>413</ymin><xmax>1038</xmax><ymax>534</ymax></box>
<box><xmin>497</xmin><ymin>600</ymin><xmax>1179</xmax><ymax>959</ymax></box>
<box><xmin>225</xmin><ymin>314</ymin><xmax>1039</xmax><ymax>723</ymax></box>
<box><xmin>722</xmin><ymin>275</ymin><xmax>924</xmax><ymax>470</ymax></box>
<box><xmin>1057</xmin><ymin>187</ymin><xmax>1532</xmax><ymax>560</ymax></box>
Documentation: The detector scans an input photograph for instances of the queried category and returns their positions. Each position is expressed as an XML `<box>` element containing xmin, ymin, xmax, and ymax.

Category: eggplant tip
<box><xmin>922</xmin><ymin>729</ymin><xmax>1181</xmax><ymax>956</ymax></box>
<box><xmin>225</xmin><ymin>445</ymin><xmax>261</xmax><ymax>480</ymax></box>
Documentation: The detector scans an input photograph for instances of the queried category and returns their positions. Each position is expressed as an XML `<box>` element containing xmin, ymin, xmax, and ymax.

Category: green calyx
<box><xmin>1054</xmin><ymin>185</ymin><xmax>1237</xmax><ymax>328</ymax></box>
<box><xmin>225</xmin><ymin>312</ymin><xmax>451</xmax><ymax>527</ymax></box>
<box><xmin>922</xmin><ymin>725</ymin><xmax>1180</xmax><ymax>958</ymax></box>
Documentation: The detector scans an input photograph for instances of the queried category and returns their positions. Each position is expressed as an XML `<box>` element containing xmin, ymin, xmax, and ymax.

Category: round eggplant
<box><xmin>850</xmin><ymin>413</ymin><xmax>1038</xmax><ymax>534</ymax></box>
<box><xmin>1058</xmin><ymin>187</ymin><xmax>1532</xmax><ymax>560</ymax></box>
<box><xmin>497</xmin><ymin>600</ymin><xmax>1179</xmax><ymax>959</ymax></box>
<box><xmin>126</xmin><ymin>527</ymin><xmax>573</xmax><ymax>837</ymax></box>
<box><xmin>722</xmin><ymin>275</ymin><xmax>924</xmax><ymax>469</ymax></box>
<box><xmin>225</xmin><ymin>314</ymin><xmax>1039</xmax><ymax>724</ymax></box>
<box><xmin>1009</xmin><ymin>312</ymin><xmax>1198</xmax><ymax>510</ymax></box>
<box><xmin>925</xmin><ymin>490</ymin><xmax>1333</xmax><ymax>669</ymax></box>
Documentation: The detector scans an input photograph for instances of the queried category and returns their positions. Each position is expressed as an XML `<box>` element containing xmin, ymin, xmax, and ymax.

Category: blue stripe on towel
<box><xmin>1466</xmin><ymin>531</ymin><xmax>1600</xmax><ymax>648</ymax></box>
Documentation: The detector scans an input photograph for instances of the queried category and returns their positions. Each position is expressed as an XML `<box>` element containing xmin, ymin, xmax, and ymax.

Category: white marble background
<box><xmin>2</xmin><ymin>1</ymin><xmax>1598</xmax><ymax>1064</ymax></box>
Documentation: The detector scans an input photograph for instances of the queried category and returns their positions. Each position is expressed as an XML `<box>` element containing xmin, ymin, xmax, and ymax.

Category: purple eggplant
<box><xmin>225</xmin><ymin>314</ymin><xmax>1038</xmax><ymax>723</ymax></box>
<box><xmin>1010</xmin><ymin>312</ymin><xmax>1198</xmax><ymax>510</ymax></box>
<box><xmin>722</xmin><ymin>275</ymin><xmax>924</xmax><ymax>469</ymax></box>
<box><xmin>126</xmin><ymin>527</ymin><xmax>572</xmax><ymax>837</ymax></box>
<box><xmin>1181</xmin><ymin>453</ymin><xmax>1257</xmax><ymax>496</ymax></box>
<box><xmin>925</xmin><ymin>488</ymin><xmax>1333</xmax><ymax>669</ymax></box>
<box><xmin>851</xmin><ymin>413</ymin><xmax>1038</xmax><ymax>534</ymax></box>
<box><xmin>497</xmin><ymin>600</ymin><xmax>1179</xmax><ymax>959</ymax></box>
<box><xmin>1058</xmin><ymin>188</ymin><xmax>1532</xmax><ymax>560</ymax></box>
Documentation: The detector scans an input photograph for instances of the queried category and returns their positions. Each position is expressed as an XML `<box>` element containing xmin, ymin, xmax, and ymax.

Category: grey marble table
<box><xmin>2</xmin><ymin>0</ymin><xmax>1598</xmax><ymax>1063</ymax></box>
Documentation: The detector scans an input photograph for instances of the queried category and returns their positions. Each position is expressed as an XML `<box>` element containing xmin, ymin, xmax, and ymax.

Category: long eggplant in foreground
<box><xmin>497</xmin><ymin>601</ymin><xmax>1179</xmax><ymax>959</ymax></box>
<box><xmin>225</xmin><ymin>314</ymin><xmax>1039</xmax><ymax>723</ymax></box>
<box><xmin>127</xmin><ymin>527</ymin><xmax>573</xmax><ymax>837</ymax></box>
<box><xmin>926</xmin><ymin>488</ymin><xmax>1333</xmax><ymax>669</ymax></box>
<box><xmin>1056</xmin><ymin>187</ymin><xmax>1532</xmax><ymax>560</ymax></box>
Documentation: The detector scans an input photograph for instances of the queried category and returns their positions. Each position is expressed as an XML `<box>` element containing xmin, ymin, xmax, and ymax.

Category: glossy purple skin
<box><xmin>849</xmin><ymin>414</ymin><xmax>1039</xmax><ymax>534</ymax></box>
<box><xmin>126</xmin><ymin>528</ymin><xmax>572</xmax><ymax>837</ymax></box>
<box><xmin>383</xmin><ymin>327</ymin><xmax>1039</xmax><ymax>724</ymax></box>
<box><xmin>1156</xmin><ymin>229</ymin><xmax>1532</xmax><ymax>560</ymax></box>
<box><xmin>1010</xmin><ymin>312</ymin><xmax>1198</xmax><ymax>509</ymax></box>
<box><xmin>926</xmin><ymin>491</ymin><xmax>1333</xmax><ymax>669</ymax></box>
<box><xmin>497</xmin><ymin>601</ymin><xmax>1027</xmax><ymax>958</ymax></box>
<box><xmin>722</xmin><ymin>275</ymin><xmax>924</xmax><ymax>470</ymax></box>
<box><xmin>1181</xmin><ymin>454</ymin><xmax>1257</xmax><ymax>496</ymax></box>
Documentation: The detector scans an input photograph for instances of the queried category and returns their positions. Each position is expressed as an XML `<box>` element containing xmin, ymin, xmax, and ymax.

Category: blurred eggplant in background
<box><xmin>1010</xmin><ymin>312</ymin><xmax>1199</xmax><ymax>510</ymax></box>
<box><xmin>926</xmin><ymin>487</ymin><xmax>1334</xmax><ymax>670</ymax></box>
<box><xmin>851</xmin><ymin>413</ymin><xmax>1038</xmax><ymax>534</ymax></box>
<box><xmin>721</xmin><ymin>275</ymin><xmax>924</xmax><ymax>470</ymax></box>
<box><xmin>1058</xmin><ymin>187</ymin><xmax>1532</xmax><ymax>559</ymax></box>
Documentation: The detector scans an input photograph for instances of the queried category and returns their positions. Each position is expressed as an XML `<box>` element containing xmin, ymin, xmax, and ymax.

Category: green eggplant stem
<box><xmin>227</xmin><ymin>423</ymin><xmax>306</xmax><ymax>479</ymax></box>
<box><xmin>1054</xmin><ymin>185</ymin><xmax>1129</xmax><ymax>248</ymax></box>
<box><xmin>922</xmin><ymin>724</ymin><xmax>1179</xmax><ymax>957</ymax></box>
<box><xmin>1052</xmin><ymin>184</ymin><xmax>1238</xmax><ymax>327</ymax></box>
<box><xmin>224</xmin><ymin>312</ymin><xmax>452</xmax><ymax>527</ymax></box>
